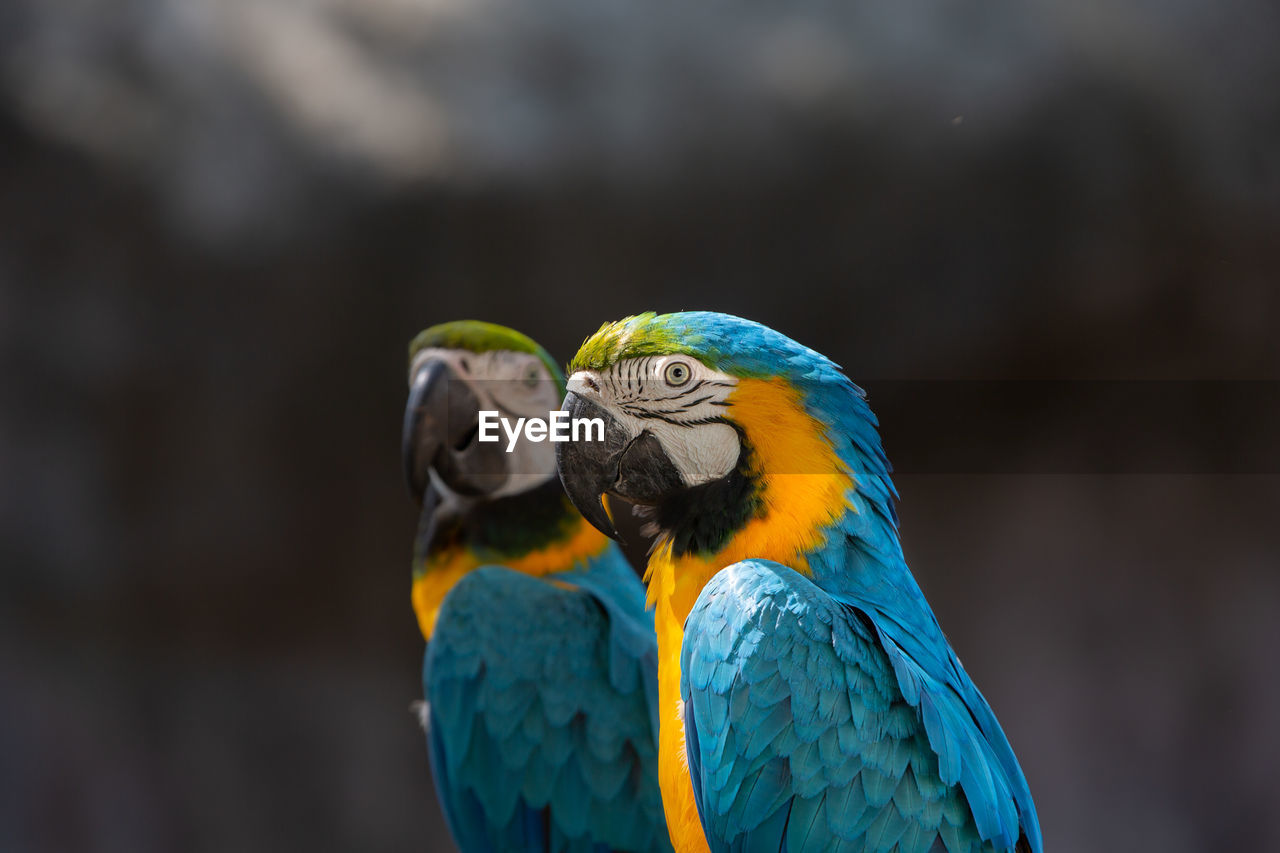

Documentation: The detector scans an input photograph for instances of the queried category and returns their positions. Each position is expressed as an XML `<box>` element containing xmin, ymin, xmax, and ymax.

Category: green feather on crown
<box><xmin>409</xmin><ymin>320</ymin><xmax>565</xmax><ymax>395</ymax></box>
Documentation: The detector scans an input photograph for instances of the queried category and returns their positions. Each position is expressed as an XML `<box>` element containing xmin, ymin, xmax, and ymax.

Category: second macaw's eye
<box><xmin>664</xmin><ymin>361</ymin><xmax>691</xmax><ymax>387</ymax></box>
<box><xmin>523</xmin><ymin>365</ymin><xmax>542</xmax><ymax>388</ymax></box>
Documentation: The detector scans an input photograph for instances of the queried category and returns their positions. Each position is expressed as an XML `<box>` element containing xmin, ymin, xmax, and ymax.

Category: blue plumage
<box><xmin>682</xmin><ymin>559</ymin><xmax>1035</xmax><ymax>853</ymax></box>
<box><xmin>425</xmin><ymin>551</ymin><xmax>672</xmax><ymax>853</ymax></box>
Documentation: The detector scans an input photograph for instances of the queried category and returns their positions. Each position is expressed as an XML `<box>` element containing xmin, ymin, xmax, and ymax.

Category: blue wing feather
<box><xmin>426</xmin><ymin>558</ymin><xmax>673</xmax><ymax>853</ymax></box>
<box><xmin>835</xmin><ymin>579</ymin><xmax>1039</xmax><ymax>852</ymax></box>
<box><xmin>682</xmin><ymin>559</ymin><xmax>1038</xmax><ymax>853</ymax></box>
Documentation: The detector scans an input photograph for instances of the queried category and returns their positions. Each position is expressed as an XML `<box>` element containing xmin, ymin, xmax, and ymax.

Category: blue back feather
<box><xmin>425</xmin><ymin>547</ymin><xmax>673</xmax><ymax>853</ymax></box>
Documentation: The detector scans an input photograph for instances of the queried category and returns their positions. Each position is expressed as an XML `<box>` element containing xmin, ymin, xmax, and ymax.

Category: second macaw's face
<box><xmin>403</xmin><ymin>346</ymin><xmax>563</xmax><ymax>503</ymax></box>
<box><xmin>556</xmin><ymin>354</ymin><xmax>768</xmax><ymax>556</ymax></box>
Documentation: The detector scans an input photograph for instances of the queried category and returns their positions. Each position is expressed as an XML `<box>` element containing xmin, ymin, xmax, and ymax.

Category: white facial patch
<box><xmin>567</xmin><ymin>356</ymin><xmax>741</xmax><ymax>487</ymax></box>
<box><xmin>412</xmin><ymin>347</ymin><xmax>561</xmax><ymax>497</ymax></box>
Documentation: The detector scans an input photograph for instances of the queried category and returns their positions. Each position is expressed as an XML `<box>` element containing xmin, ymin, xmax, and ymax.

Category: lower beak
<box><xmin>412</xmin><ymin>477</ymin><xmax>443</xmax><ymax>565</ymax></box>
<box><xmin>555</xmin><ymin>391</ymin><xmax>684</xmax><ymax>541</ymax></box>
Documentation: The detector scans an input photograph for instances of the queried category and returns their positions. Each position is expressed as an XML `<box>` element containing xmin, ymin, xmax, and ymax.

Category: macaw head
<box><xmin>403</xmin><ymin>320</ymin><xmax>564</xmax><ymax>505</ymax></box>
<box><xmin>557</xmin><ymin>311</ymin><xmax>896</xmax><ymax>565</ymax></box>
<box><xmin>403</xmin><ymin>321</ymin><xmax>619</xmax><ymax>641</ymax></box>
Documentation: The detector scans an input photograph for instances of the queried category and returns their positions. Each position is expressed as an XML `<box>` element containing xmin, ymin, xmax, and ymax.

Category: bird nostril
<box><xmin>583</xmin><ymin>376</ymin><xmax>600</xmax><ymax>392</ymax></box>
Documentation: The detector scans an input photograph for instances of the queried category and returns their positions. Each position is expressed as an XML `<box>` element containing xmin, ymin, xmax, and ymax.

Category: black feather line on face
<box><xmin>622</xmin><ymin>407</ymin><xmax>697</xmax><ymax>424</ymax></box>
<box><xmin>678</xmin><ymin>415</ymin><xmax>735</xmax><ymax>427</ymax></box>
<box><xmin>682</xmin><ymin>377</ymin><xmax>709</xmax><ymax>394</ymax></box>
<box><xmin>644</xmin><ymin>376</ymin><xmax>703</xmax><ymax>399</ymax></box>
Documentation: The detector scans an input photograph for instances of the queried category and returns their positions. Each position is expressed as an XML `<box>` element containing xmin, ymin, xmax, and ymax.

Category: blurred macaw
<box><xmin>401</xmin><ymin>320</ymin><xmax>672</xmax><ymax>853</ymax></box>
<box><xmin>555</xmin><ymin>312</ymin><xmax>1041</xmax><ymax>853</ymax></box>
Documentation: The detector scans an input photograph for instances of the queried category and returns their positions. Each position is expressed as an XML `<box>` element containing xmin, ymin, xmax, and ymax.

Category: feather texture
<box><xmin>425</xmin><ymin>551</ymin><xmax>672</xmax><ymax>853</ymax></box>
<box><xmin>682</xmin><ymin>559</ymin><xmax>1033</xmax><ymax>853</ymax></box>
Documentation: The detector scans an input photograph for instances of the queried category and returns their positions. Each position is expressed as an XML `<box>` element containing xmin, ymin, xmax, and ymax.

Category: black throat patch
<box><xmin>642</xmin><ymin>440</ymin><xmax>763</xmax><ymax>558</ymax></box>
<box><xmin>424</xmin><ymin>476</ymin><xmax>581</xmax><ymax>563</ymax></box>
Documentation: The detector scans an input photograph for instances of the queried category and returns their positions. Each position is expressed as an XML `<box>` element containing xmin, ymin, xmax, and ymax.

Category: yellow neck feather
<box><xmin>410</xmin><ymin>516</ymin><xmax>610</xmax><ymax>641</ymax></box>
<box><xmin>646</xmin><ymin>376</ymin><xmax>853</xmax><ymax>853</ymax></box>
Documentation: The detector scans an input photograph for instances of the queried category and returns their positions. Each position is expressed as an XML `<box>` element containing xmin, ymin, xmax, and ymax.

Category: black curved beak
<box><xmin>403</xmin><ymin>358</ymin><xmax>505</xmax><ymax>503</ymax></box>
<box><xmin>555</xmin><ymin>391</ymin><xmax>684</xmax><ymax>542</ymax></box>
<box><xmin>555</xmin><ymin>392</ymin><xmax>629</xmax><ymax>539</ymax></box>
<box><xmin>404</xmin><ymin>359</ymin><xmax>449</xmax><ymax>503</ymax></box>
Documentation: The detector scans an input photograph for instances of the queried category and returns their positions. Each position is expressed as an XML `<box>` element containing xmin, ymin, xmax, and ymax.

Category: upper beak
<box><xmin>403</xmin><ymin>357</ymin><xmax>503</xmax><ymax>502</ymax></box>
<box><xmin>404</xmin><ymin>359</ymin><xmax>450</xmax><ymax>503</ymax></box>
<box><xmin>555</xmin><ymin>390</ymin><xmax>684</xmax><ymax>541</ymax></box>
<box><xmin>555</xmin><ymin>391</ymin><xmax>630</xmax><ymax>539</ymax></box>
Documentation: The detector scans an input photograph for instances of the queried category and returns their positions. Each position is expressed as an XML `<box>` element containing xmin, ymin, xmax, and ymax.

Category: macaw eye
<box><xmin>522</xmin><ymin>365</ymin><xmax>542</xmax><ymax>388</ymax></box>
<box><xmin>663</xmin><ymin>361</ymin><xmax>691</xmax><ymax>387</ymax></box>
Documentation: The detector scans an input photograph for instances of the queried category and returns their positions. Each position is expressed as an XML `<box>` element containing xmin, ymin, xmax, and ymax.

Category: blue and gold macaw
<box><xmin>555</xmin><ymin>312</ymin><xmax>1041</xmax><ymax>853</ymax></box>
<box><xmin>401</xmin><ymin>321</ymin><xmax>672</xmax><ymax>853</ymax></box>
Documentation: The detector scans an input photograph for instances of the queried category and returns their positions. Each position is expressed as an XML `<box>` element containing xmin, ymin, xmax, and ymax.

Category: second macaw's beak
<box><xmin>402</xmin><ymin>357</ymin><xmax>507</xmax><ymax>504</ymax></box>
<box><xmin>555</xmin><ymin>391</ymin><xmax>684</xmax><ymax>541</ymax></box>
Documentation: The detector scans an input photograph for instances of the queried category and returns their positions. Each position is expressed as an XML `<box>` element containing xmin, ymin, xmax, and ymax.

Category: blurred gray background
<box><xmin>2</xmin><ymin>0</ymin><xmax>1278</xmax><ymax>850</ymax></box>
